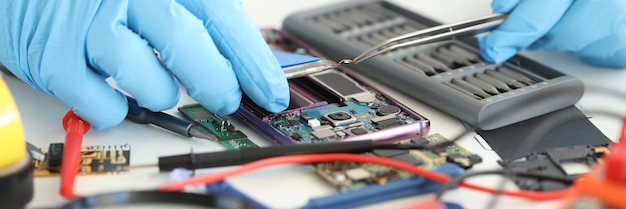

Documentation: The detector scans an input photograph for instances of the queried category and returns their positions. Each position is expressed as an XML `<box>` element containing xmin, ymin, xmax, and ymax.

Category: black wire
<box><xmin>57</xmin><ymin>191</ymin><xmax>265</xmax><ymax>209</ymax></box>
<box><xmin>434</xmin><ymin>169</ymin><xmax>575</xmax><ymax>200</ymax></box>
<box><xmin>373</xmin><ymin>142</ymin><xmax>429</xmax><ymax>150</ymax></box>
<box><xmin>485</xmin><ymin>170</ymin><xmax>512</xmax><ymax>209</ymax></box>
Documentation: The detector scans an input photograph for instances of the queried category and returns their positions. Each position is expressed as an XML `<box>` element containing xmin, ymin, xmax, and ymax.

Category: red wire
<box><xmin>158</xmin><ymin>153</ymin><xmax>568</xmax><ymax>200</ymax></box>
<box><xmin>60</xmin><ymin>111</ymin><xmax>90</xmax><ymax>199</ymax></box>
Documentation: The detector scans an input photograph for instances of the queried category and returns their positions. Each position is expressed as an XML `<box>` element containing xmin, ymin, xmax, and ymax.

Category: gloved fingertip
<box><xmin>135</xmin><ymin>90</ymin><xmax>180</xmax><ymax>112</ymax></box>
<box><xmin>491</xmin><ymin>0</ymin><xmax>521</xmax><ymax>13</ymax></box>
<box><xmin>210</xmin><ymin>99</ymin><xmax>241</xmax><ymax>115</ymax></box>
<box><xmin>480</xmin><ymin>46</ymin><xmax>516</xmax><ymax>63</ymax></box>
<box><xmin>193</xmin><ymin>90</ymin><xmax>242</xmax><ymax>116</ymax></box>
<box><xmin>479</xmin><ymin>37</ymin><xmax>517</xmax><ymax>63</ymax></box>
<box><xmin>53</xmin><ymin>77</ymin><xmax>129</xmax><ymax>130</ymax></box>
<box><xmin>66</xmin><ymin>90</ymin><xmax>128</xmax><ymax>130</ymax></box>
<box><xmin>73</xmin><ymin>103</ymin><xmax>128</xmax><ymax>130</ymax></box>
<box><xmin>262</xmin><ymin>97</ymin><xmax>290</xmax><ymax>113</ymax></box>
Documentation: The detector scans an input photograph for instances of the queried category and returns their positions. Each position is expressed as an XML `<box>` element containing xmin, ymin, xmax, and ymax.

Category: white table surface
<box><xmin>5</xmin><ymin>0</ymin><xmax>625</xmax><ymax>208</ymax></box>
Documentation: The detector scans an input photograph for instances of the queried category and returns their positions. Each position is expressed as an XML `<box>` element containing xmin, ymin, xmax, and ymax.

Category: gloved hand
<box><xmin>479</xmin><ymin>0</ymin><xmax>626</xmax><ymax>68</ymax></box>
<box><xmin>0</xmin><ymin>0</ymin><xmax>289</xmax><ymax>129</ymax></box>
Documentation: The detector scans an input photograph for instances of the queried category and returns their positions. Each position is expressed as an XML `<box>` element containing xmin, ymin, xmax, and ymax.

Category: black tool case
<box><xmin>283</xmin><ymin>0</ymin><xmax>584</xmax><ymax>130</ymax></box>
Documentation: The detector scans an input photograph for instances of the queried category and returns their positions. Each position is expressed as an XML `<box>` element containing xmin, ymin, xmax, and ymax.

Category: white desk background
<box><xmin>5</xmin><ymin>1</ymin><xmax>625</xmax><ymax>208</ymax></box>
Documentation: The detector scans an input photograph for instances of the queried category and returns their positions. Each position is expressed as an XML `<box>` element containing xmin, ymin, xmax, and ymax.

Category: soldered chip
<box><xmin>178</xmin><ymin>105</ymin><xmax>211</xmax><ymax>122</ymax></box>
<box><xmin>311</xmin><ymin>129</ymin><xmax>336</xmax><ymax>139</ymax></box>
<box><xmin>48</xmin><ymin>143</ymin><xmax>64</xmax><ymax>167</ymax></box>
<box><xmin>345</xmin><ymin>168</ymin><xmax>371</xmax><ymax>181</ymax></box>
<box><xmin>374</xmin><ymin>118</ymin><xmax>402</xmax><ymax>129</ymax></box>
<box><xmin>392</xmin><ymin>153</ymin><xmax>423</xmax><ymax>165</ymax></box>
<box><xmin>308</xmin><ymin>119</ymin><xmax>321</xmax><ymax>127</ymax></box>
<box><xmin>373</xmin><ymin>149</ymin><xmax>409</xmax><ymax>158</ymax></box>
<box><xmin>350</xmin><ymin>128</ymin><xmax>368</xmax><ymax>135</ymax></box>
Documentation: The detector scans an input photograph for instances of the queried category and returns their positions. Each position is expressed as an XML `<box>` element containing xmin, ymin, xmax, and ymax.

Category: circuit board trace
<box><xmin>33</xmin><ymin>143</ymin><xmax>131</xmax><ymax>177</ymax></box>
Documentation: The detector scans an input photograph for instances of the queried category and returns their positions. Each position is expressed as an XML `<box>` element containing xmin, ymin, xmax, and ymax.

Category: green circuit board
<box><xmin>178</xmin><ymin>104</ymin><xmax>258</xmax><ymax>150</ymax></box>
<box><xmin>315</xmin><ymin>134</ymin><xmax>482</xmax><ymax>191</ymax></box>
<box><xmin>268</xmin><ymin>97</ymin><xmax>418</xmax><ymax>144</ymax></box>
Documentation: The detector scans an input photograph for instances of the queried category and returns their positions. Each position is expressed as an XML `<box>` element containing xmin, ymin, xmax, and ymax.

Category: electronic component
<box><xmin>316</xmin><ymin>160</ymin><xmax>411</xmax><ymax>191</ymax></box>
<box><xmin>499</xmin><ymin>144</ymin><xmax>608</xmax><ymax>191</ymax></box>
<box><xmin>311</xmin><ymin>129</ymin><xmax>337</xmax><ymax>139</ymax></box>
<box><xmin>324</xmin><ymin>111</ymin><xmax>357</xmax><ymax>126</ymax></box>
<box><xmin>408</xmin><ymin>134</ymin><xmax>482</xmax><ymax>170</ymax></box>
<box><xmin>179</xmin><ymin>104</ymin><xmax>258</xmax><ymax>150</ymax></box>
<box><xmin>307</xmin><ymin>164</ymin><xmax>464</xmax><ymax>209</ymax></box>
<box><xmin>266</xmin><ymin>101</ymin><xmax>417</xmax><ymax>143</ymax></box>
<box><xmin>47</xmin><ymin>143</ymin><xmax>64</xmax><ymax>167</ymax></box>
<box><xmin>315</xmin><ymin>134</ymin><xmax>481</xmax><ymax>191</ymax></box>
<box><xmin>377</xmin><ymin>105</ymin><xmax>401</xmax><ymax>116</ymax></box>
<box><xmin>33</xmin><ymin>143</ymin><xmax>131</xmax><ymax>177</ymax></box>
<box><xmin>308</xmin><ymin>70</ymin><xmax>376</xmax><ymax>103</ymax></box>
<box><xmin>350</xmin><ymin>128</ymin><xmax>368</xmax><ymax>135</ymax></box>
<box><xmin>345</xmin><ymin>168</ymin><xmax>372</xmax><ymax>181</ymax></box>
<box><xmin>392</xmin><ymin>153</ymin><xmax>423</xmax><ymax>165</ymax></box>
<box><xmin>373</xmin><ymin>118</ymin><xmax>402</xmax><ymax>130</ymax></box>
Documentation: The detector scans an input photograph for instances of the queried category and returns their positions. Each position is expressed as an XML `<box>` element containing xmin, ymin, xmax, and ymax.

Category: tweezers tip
<box><xmin>337</xmin><ymin>59</ymin><xmax>354</xmax><ymax>65</ymax></box>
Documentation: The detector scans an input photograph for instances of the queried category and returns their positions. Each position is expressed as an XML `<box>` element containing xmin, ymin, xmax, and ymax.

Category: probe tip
<box><xmin>188</xmin><ymin>126</ymin><xmax>218</xmax><ymax>141</ymax></box>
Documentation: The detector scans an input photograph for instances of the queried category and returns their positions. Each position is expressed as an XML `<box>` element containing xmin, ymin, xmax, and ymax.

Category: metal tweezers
<box><xmin>338</xmin><ymin>13</ymin><xmax>508</xmax><ymax>65</ymax></box>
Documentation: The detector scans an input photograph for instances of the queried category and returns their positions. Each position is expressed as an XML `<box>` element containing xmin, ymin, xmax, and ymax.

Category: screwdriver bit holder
<box><xmin>283</xmin><ymin>0</ymin><xmax>583</xmax><ymax>130</ymax></box>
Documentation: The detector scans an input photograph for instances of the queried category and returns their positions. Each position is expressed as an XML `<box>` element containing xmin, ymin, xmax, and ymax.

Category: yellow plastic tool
<box><xmin>0</xmin><ymin>76</ymin><xmax>33</xmax><ymax>208</ymax></box>
<box><xmin>0</xmin><ymin>76</ymin><xmax>25</xmax><ymax>168</ymax></box>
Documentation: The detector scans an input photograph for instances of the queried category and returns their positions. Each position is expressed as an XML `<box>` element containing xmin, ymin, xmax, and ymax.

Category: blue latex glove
<box><xmin>0</xmin><ymin>0</ymin><xmax>289</xmax><ymax>129</ymax></box>
<box><xmin>479</xmin><ymin>0</ymin><xmax>626</xmax><ymax>68</ymax></box>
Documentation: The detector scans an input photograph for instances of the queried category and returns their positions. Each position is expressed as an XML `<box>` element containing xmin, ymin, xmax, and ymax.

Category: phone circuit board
<box><xmin>266</xmin><ymin>76</ymin><xmax>420</xmax><ymax>144</ymax></box>
<box><xmin>315</xmin><ymin>134</ymin><xmax>482</xmax><ymax>191</ymax></box>
<box><xmin>33</xmin><ymin>143</ymin><xmax>131</xmax><ymax>177</ymax></box>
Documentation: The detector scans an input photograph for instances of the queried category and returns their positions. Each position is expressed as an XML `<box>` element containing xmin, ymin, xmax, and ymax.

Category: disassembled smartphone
<box><xmin>235</xmin><ymin>29</ymin><xmax>430</xmax><ymax>145</ymax></box>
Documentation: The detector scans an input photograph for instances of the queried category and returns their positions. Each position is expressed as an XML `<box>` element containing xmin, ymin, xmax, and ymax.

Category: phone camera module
<box><xmin>328</xmin><ymin>112</ymin><xmax>352</xmax><ymax>121</ymax></box>
<box><xmin>325</xmin><ymin>111</ymin><xmax>357</xmax><ymax>126</ymax></box>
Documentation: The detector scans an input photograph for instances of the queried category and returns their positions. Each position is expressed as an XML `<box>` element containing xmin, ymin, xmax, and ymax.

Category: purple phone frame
<box><xmin>235</xmin><ymin>29</ymin><xmax>430</xmax><ymax>145</ymax></box>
